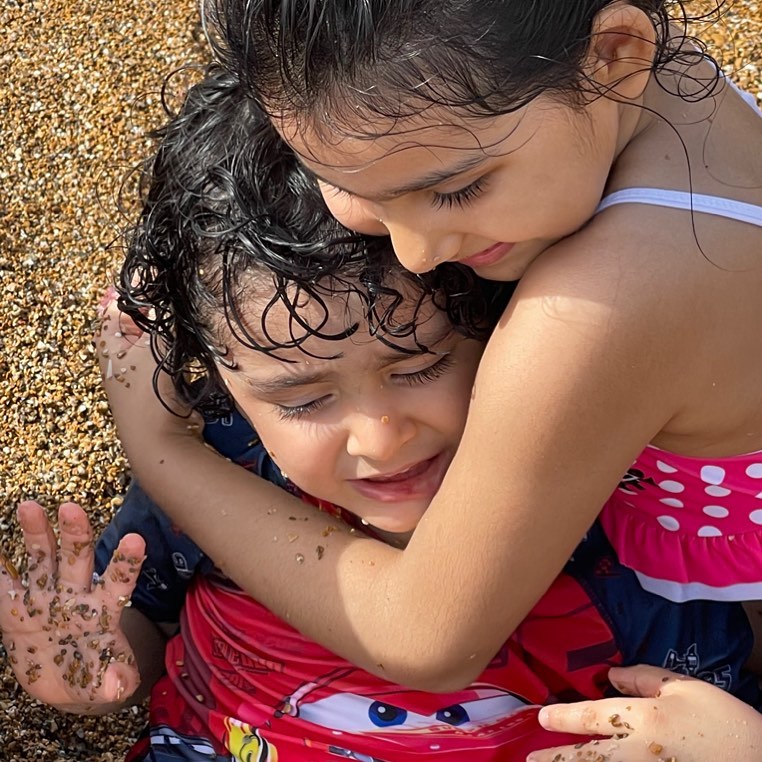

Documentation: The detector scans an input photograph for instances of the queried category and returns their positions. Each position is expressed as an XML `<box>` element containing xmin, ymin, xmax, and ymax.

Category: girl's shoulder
<box><xmin>508</xmin><ymin>194</ymin><xmax>754</xmax><ymax>384</ymax></box>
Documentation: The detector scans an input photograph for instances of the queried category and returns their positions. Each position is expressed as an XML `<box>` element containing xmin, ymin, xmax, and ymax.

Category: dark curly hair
<box><xmin>203</xmin><ymin>0</ymin><xmax>727</xmax><ymax>134</ymax></box>
<box><xmin>119</xmin><ymin>65</ymin><xmax>513</xmax><ymax>416</ymax></box>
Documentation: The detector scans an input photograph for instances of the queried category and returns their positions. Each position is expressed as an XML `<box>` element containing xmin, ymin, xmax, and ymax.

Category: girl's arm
<box><xmin>527</xmin><ymin>665</ymin><xmax>762</xmax><ymax>762</ymax></box>
<box><xmin>101</xmin><ymin>236</ymin><xmax>686</xmax><ymax>691</ymax></box>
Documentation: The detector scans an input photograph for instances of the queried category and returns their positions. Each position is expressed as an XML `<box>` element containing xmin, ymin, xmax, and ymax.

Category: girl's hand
<box><xmin>527</xmin><ymin>664</ymin><xmax>762</xmax><ymax>761</ymax></box>
<box><xmin>94</xmin><ymin>287</ymin><xmax>199</xmax><ymax>444</ymax></box>
<box><xmin>0</xmin><ymin>501</ymin><xmax>144</xmax><ymax>713</ymax></box>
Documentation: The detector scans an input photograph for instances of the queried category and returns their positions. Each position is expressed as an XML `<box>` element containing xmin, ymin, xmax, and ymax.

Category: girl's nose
<box><xmin>384</xmin><ymin>219</ymin><xmax>464</xmax><ymax>274</ymax></box>
<box><xmin>346</xmin><ymin>411</ymin><xmax>417</xmax><ymax>462</ymax></box>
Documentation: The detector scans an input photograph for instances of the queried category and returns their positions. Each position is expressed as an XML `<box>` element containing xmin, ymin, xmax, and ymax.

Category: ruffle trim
<box><xmin>600</xmin><ymin>507</ymin><xmax>762</xmax><ymax>602</ymax></box>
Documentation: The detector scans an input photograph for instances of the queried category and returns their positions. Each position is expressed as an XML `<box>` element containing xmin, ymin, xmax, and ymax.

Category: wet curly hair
<box><xmin>203</xmin><ymin>0</ymin><xmax>726</xmax><ymax>133</ymax></box>
<box><xmin>119</xmin><ymin>65</ymin><xmax>513</xmax><ymax>416</ymax></box>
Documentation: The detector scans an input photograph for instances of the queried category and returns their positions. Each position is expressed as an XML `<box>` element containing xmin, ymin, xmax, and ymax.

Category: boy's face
<box><xmin>217</xmin><ymin>283</ymin><xmax>484</xmax><ymax>535</ymax></box>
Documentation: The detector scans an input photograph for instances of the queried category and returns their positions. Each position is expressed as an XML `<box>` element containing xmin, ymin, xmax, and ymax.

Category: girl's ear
<box><xmin>585</xmin><ymin>2</ymin><xmax>657</xmax><ymax>101</ymax></box>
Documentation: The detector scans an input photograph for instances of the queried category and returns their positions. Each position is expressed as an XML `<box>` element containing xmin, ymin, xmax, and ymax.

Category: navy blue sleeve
<box><xmin>94</xmin><ymin>482</ymin><xmax>211</xmax><ymax>624</ymax></box>
<box><xmin>94</xmin><ymin>409</ymin><xmax>287</xmax><ymax>624</ymax></box>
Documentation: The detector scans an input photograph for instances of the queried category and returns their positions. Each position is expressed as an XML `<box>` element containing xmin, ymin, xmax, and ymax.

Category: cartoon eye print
<box><xmin>295</xmin><ymin>689</ymin><xmax>529</xmax><ymax>734</ymax></box>
<box><xmin>296</xmin><ymin>694</ymin><xmax>440</xmax><ymax>733</ymax></box>
<box><xmin>435</xmin><ymin>690</ymin><xmax>528</xmax><ymax>728</ymax></box>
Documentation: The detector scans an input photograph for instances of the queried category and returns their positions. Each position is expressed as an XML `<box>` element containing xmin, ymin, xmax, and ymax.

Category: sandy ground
<box><xmin>0</xmin><ymin>1</ymin><xmax>760</xmax><ymax>759</ymax></box>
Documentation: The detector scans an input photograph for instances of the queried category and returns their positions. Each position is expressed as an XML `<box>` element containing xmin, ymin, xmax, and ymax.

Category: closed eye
<box><xmin>394</xmin><ymin>354</ymin><xmax>455</xmax><ymax>385</ymax></box>
<box><xmin>276</xmin><ymin>396</ymin><xmax>330</xmax><ymax>421</ymax></box>
<box><xmin>432</xmin><ymin>176</ymin><xmax>489</xmax><ymax>210</ymax></box>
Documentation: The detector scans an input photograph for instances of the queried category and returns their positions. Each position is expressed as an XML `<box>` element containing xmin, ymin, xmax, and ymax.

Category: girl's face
<box><xmin>279</xmin><ymin>94</ymin><xmax>623</xmax><ymax>281</ymax></box>
<box><xmin>217</xmin><ymin>285</ymin><xmax>485</xmax><ymax>535</ymax></box>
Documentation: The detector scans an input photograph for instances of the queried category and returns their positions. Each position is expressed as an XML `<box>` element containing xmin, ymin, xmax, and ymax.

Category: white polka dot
<box><xmin>656</xmin><ymin>460</ymin><xmax>677</xmax><ymax>473</ymax></box>
<box><xmin>658</xmin><ymin>480</ymin><xmax>685</xmax><ymax>494</ymax></box>
<box><xmin>705</xmin><ymin>485</ymin><xmax>731</xmax><ymax>497</ymax></box>
<box><xmin>749</xmin><ymin>510</ymin><xmax>762</xmax><ymax>525</ymax></box>
<box><xmin>657</xmin><ymin>515</ymin><xmax>680</xmax><ymax>531</ymax></box>
<box><xmin>755</xmin><ymin>492</ymin><xmax>762</xmax><ymax>500</ymax></box>
<box><xmin>659</xmin><ymin>498</ymin><xmax>684</xmax><ymax>508</ymax></box>
<box><xmin>702</xmin><ymin>505</ymin><xmax>729</xmax><ymax>519</ymax></box>
<box><xmin>746</xmin><ymin>464</ymin><xmax>762</xmax><ymax>479</ymax></box>
<box><xmin>698</xmin><ymin>526</ymin><xmax>723</xmax><ymax>537</ymax></box>
<box><xmin>430</xmin><ymin>746</ymin><xmax>441</xmax><ymax>751</ymax></box>
<box><xmin>700</xmin><ymin>465</ymin><xmax>726</xmax><ymax>485</ymax></box>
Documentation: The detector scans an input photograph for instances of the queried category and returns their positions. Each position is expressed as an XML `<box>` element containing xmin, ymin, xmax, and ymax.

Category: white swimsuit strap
<box><xmin>597</xmin><ymin>188</ymin><xmax>762</xmax><ymax>227</ymax></box>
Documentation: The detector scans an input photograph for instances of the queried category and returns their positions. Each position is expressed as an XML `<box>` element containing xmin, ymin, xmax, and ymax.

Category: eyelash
<box><xmin>432</xmin><ymin>177</ymin><xmax>488</xmax><ymax>210</ymax></box>
<box><xmin>331</xmin><ymin>177</ymin><xmax>488</xmax><ymax>211</ymax></box>
<box><xmin>275</xmin><ymin>355</ymin><xmax>455</xmax><ymax>420</ymax></box>
<box><xmin>394</xmin><ymin>354</ymin><xmax>455</xmax><ymax>385</ymax></box>
<box><xmin>277</xmin><ymin>397</ymin><xmax>329</xmax><ymax>421</ymax></box>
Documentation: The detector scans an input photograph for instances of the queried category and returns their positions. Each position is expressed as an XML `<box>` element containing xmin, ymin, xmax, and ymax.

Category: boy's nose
<box><xmin>346</xmin><ymin>412</ymin><xmax>417</xmax><ymax>462</ymax></box>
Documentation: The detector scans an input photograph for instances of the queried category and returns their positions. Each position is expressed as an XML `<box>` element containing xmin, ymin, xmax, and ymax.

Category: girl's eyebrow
<box><xmin>311</xmin><ymin>153</ymin><xmax>489</xmax><ymax>203</ymax></box>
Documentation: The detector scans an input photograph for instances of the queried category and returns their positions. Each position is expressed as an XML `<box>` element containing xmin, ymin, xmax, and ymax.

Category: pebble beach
<box><xmin>1</xmin><ymin>1</ymin><xmax>760</xmax><ymax>759</ymax></box>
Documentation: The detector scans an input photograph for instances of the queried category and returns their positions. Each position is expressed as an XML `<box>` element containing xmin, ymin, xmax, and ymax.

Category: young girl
<box><xmin>101</xmin><ymin>2</ymin><xmax>762</xmax><ymax>759</ymax></box>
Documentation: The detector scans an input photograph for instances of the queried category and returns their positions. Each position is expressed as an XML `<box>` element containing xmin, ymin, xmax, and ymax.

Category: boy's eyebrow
<box><xmin>312</xmin><ymin>153</ymin><xmax>488</xmax><ymax>202</ymax></box>
<box><xmin>243</xmin><ymin>368</ymin><xmax>341</xmax><ymax>395</ymax></box>
<box><xmin>242</xmin><ymin>333</ymin><xmax>452</xmax><ymax>394</ymax></box>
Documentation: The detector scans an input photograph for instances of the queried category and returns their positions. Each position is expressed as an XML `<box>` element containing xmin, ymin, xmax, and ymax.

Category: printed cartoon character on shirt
<box><xmin>220</xmin><ymin>663</ymin><xmax>549</xmax><ymax>761</ymax></box>
<box><xmin>226</xmin><ymin>718</ymin><xmax>279</xmax><ymax>762</ymax></box>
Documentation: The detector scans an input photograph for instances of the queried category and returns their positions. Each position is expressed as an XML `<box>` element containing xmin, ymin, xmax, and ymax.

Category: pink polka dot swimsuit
<box><xmin>600</xmin><ymin>445</ymin><xmax>762</xmax><ymax>602</ymax></box>
<box><xmin>596</xmin><ymin>110</ymin><xmax>762</xmax><ymax>602</ymax></box>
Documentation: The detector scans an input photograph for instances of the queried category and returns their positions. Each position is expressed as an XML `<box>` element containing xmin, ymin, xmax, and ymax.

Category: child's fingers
<box><xmin>607</xmin><ymin>664</ymin><xmax>690</xmax><ymax>698</ymax></box>
<box><xmin>96</xmin><ymin>285</ymin><xmax>119</xmax><ymax>319</ymax></box>
<box><xmin>526</xmin><ymin>738</ymin><xmax>627</xmax><ymax>762</ymax></box>
<box><xmin>96</xmin><ymin>533</ymin><xmax>145</xmax><ymax>620</ymax></box>
<box><xmin>98</xmin><ymin>291</ymin><xmax>145</xmax><ymax>341</ymax></box>
<box><xmin>100</xmin><ymin>660</ymin><xmax>141</xmax><ymax>705</ymax></box>
<box><xmin>537</xmin><ymin>698</ymin><xmax>641</xmax><ymax>737</ymax></box>
<box><xmin>17</xmin><ymin>501</ymin><xmax>59</xmax><ymax>591</ymax></box>
<box><xmin>56</xmin><ymin>502</ymin><xmax>96</xmax><ymax>594</ymax></box>
<box><xmin>0</xmin><ymin>550</ymin><xmax>25</xmax><ymax>630</ymax></box>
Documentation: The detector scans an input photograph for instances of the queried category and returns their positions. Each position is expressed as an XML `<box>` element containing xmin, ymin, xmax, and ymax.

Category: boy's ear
<box><xmin>585</xmin><ymin>2</ymin><xmax>657</xmax><ymax>101</ymax></box>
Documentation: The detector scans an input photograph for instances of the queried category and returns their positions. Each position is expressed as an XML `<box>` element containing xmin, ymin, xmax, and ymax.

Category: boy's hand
<box><xmin>0</xmin><ymin>501</ymin><xmax>144</xmax><ymax>713</ymax></box>
<box><xmin>526</xmin><ymin>664</ymin><xmax>762</xmax><ymax>761</ymax></box>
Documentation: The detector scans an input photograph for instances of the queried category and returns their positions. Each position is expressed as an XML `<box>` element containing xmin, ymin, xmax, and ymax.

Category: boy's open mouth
<box><xmin>349</xmin><ymin>454</ymin><xmax>448</xmax><ymax>503</ymax></box>
<box><xmin>362</xmin><ymin>458</ymin><xmax>435</xmax><ymax>483</ymax></box>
